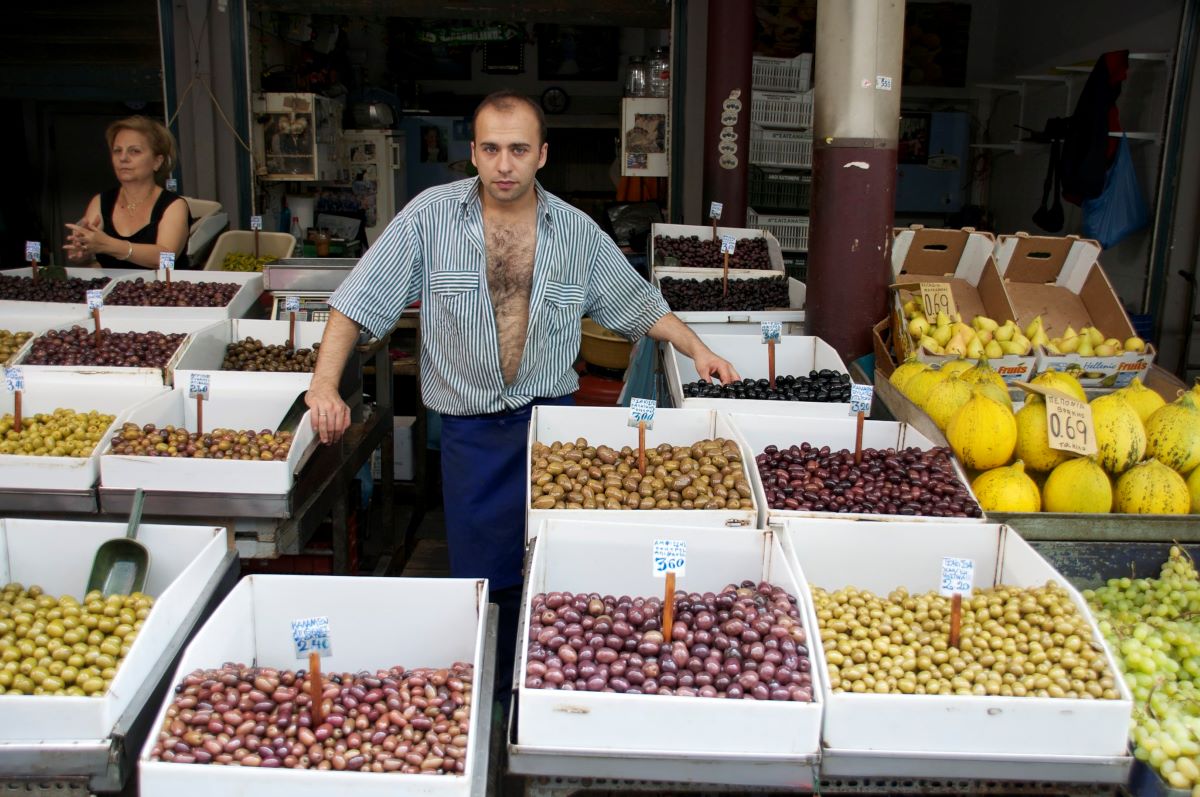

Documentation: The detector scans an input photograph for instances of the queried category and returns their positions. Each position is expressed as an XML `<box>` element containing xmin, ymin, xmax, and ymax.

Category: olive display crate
<box><xmin>780</xmin><ymin>520</ymin><xmax>1134</xmax><ymax>782</ymax></box>
<box><xmin>525</xmin><ymin>405</ymin><xmax>759</xmax><ymax>543</ymax></box>
<box><xmin>100</xmin><ymin>270</ymin><xmax>264</xmax><ymax>322</ymax></box>
<box><xmin>139</xmin><ymin>575</ymin><xmax>490</xmax><ymax>797</ymax></box>
<box><xmin>0</xmin><ymin>379</ymin><xmax>167</xmax><ymax>490</ymax></box>
<box><xmin>664</xmin><ymin>334</ymin><xmax>849</xmax><ymax>417</ymax></box>
<box><xmin>0</xmin><ymin>311</ymin><xmax>86</xmax><ymax>365</ymax></box>
<box><xmin>729</xmin><ymin>413</ymin><xmax>983</xmax><ymax>528</ymax></box>
<box><xmin>512</xmin><ymin>519</ymin><xmax>822</xmax><ymax>788</ymax></box>
<box><xmin>652</xmin><ymin>269</ymin><xmax>806</xmax><ymax>326</ymax></box>
<box><xmin>0</xmin><ymin>266</ymin><xmax>137</xmax><ymax>318</ymax></box>
<box><xmin>173</xmin><ymin>318</ymin><xmax>328</xmax><ymax>393</ymax></box>
<box><xmin>648</xmin><ymin>223</ymin><xmax>785</xmax><ymax>282</ymax></box>
<box><xmin>0</xmin><ymin>520</ymin><xmax>227</xmax><ymax>742</ymax></box>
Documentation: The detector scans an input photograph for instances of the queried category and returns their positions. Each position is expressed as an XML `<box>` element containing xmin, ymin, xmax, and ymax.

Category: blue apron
<box><xmin>440</xmin><ymin>395</ymin><xmax>574</xmax><ymax>590</ymax></box>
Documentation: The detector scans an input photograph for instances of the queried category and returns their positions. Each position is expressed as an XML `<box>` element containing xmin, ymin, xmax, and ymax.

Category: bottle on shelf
<box><xmin>625</xmin><ymin>57</ymin><xmax>648</xmax><ymax>98</ymax></box>
<box><xmin>290</xmin><ymin>216</ymin><xmax>303</xmax><ymax>247</ymax></box>
<box><xmin>648</xmin><ymin>47</ymin><xmax>670</xmax><ymax>98</ymax></box>
<box><xmin>279</xmin><ymin>196</ymin><xmax>291</xmax><ymax>234</ymax></box>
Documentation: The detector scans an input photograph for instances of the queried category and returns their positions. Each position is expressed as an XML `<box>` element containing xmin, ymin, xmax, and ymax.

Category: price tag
<box><xmin>628</xmin><ymin>397</ymin><xmax>656</xmax><ymax>429</ymax></box>
<box><xmin>940</xmin><ymin>557</ymin><xmax>975</xmax><ymax>597</ymax></box>
<box><xmin>165</xmin><ymin>178</ymin><xmax>178</xmax><ymax>192</ymax></box>
<box><xmin>709</xmin><ymin>201</ymin><xmax>723</xmax><ymax>219</ymax></box>
<box><xmin>760</xmin><ymin>321</ymin><xmax>782</xmax><ymax>344</ymax></box>
<box><xmin>290</xmin><ymin>616</ymin><xmax>332</xmax><ymax>659</ymax></box>
<box><xmin>652</xmin><ymin>539</ymin><xmax>687</xmax><ymax>578</ymax></box>
<box><xmin>1044</xmin><ymin>392</ymin><xmax>1098</xmax><ymax>456</ymax></box>
<box><xmin>24</xmin><ymin>241</ymin><xmax>41</xmax><ymax>262</ymax></box>
<box><xmin>250</xmin><ymin>215</ymin><xmax>263</xmax><ymax>231</ymax></box>
<box><xmin>919</xmin><ymin>282</ymin><xmax>957</xmax><ymax>319</ymax></box>
<box><xmin>720</xmin><ymin>235</ymin><xmax>737</xmax><ymax>255</ymax></box>
<box><xmin>159</xmin><ymin>252</ymin><xmax>175</xmax><ymax>271</ymax></box>
<box><xmin>188</xmin><ymin>373</ymin><xmax>210</xmax><ymax>400</ymax></box>
<box><xmin>86</xmin><ymin>289</ymin><xmax>104</xmax><ymax>310</ymax></box>
<box><xmin>284</xmin><ymin>295</ymin><xmax>301</xmax><ymax>313</ymax></box>
<box><xmin>849</xmin><ymin>383</ymin><xmax>874</xmax><ymax>415</ymax></box>
<box><xmin>4</xmin><ymin>368</ymin><xmax>23</xmax><ymax>393</ymax></box>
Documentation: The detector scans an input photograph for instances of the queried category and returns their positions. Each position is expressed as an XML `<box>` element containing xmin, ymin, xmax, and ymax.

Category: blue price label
<box><xmin>627</xmin><ymin>397</ymin><xmax>656</xmax><ymax>429</ymax></box>
<box><xmin>24</xmin><ymin>241</ymin><xmax>41</xmax><ymax>262</ymax></box>
<box><xmin>250</xmin><ymin>215</ymin><xmax>263</xmax><ymax>231</ymax></box>
<box><xmin>652</xmin><ymin>539</ymin><xmax>687</xmax><ymax>578</ymax></box>
<box><xmin>165</xmin><ymin>178</ymin><xmax>178</xmax><ymax>192</ymax></box>
<box><xmin>761</xmin><ymin>322</ymin><xmax>782</xmax><ymax>344</ymax></box>
<box><xmin>849</xmin><ymin>383</ymin><xmax>874</xmax><ymax>415</ymax></box>
<box><xmin>86</xmin><ymin>289</ymin><xmax>104</xmax><ymax>310</ymax></box>
<box><xmin>720</xmin><ymin>235</ymin><xmax>737</xmax><ymax>255</ymax></box>
<box><xmin>709</xmin><ymin>201</ymin><xmax>723</xmax><ymax>219</ymax></box>
<box><xmin>4</xmin><ymin>368</ymin><xmax>23</xmax><ymax>393</ymax></box>
<box><xmin>188</xmin><ymin>373</ymin><xmax>210</xmax><ymax>399</ymax></box>
<box><xmin>159</xmin><ymin>252</ymin><xmax>175</xmax><ymax>271</ymax></box>
<box><xmin>290</xmin><ymin>616</ymin><xmax>332</xmax><ymax>659</ymax></box>
<box><xmin>284</xmin><ymin>296</ymin><xmax>301</xmax><ymax>313</ymax></box>
<box><xmin>939</xmin><ymin>557</ymin><xmax>975</xmax><ymax>597</ymax></box>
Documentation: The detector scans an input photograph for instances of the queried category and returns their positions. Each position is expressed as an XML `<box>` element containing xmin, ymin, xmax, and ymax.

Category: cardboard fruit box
<box><xmin>995</xmin><ymin>233</ymin><xmax>1155</xmax><ymax>389</ymax></box>
<box><xmin>890</xmin><ymin>226</ymin><xmax>1035</xmax><ymax>384</ymax></box>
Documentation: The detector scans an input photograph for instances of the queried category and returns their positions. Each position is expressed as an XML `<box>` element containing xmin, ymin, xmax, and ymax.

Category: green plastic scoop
<box><xmin>87</xmin><ymin>488</ymin><xmax>150</xmax><ymax>596</ymax></box>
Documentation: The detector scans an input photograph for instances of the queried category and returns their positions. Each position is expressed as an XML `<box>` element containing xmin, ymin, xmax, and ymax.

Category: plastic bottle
<box><xmin>625</xmin><ymin>57</ymin><xmax>648</xmax><ymax>98</ymax></box>
<box><xmin>290</xmin><ymin>217</ymin><xmax>304</xmax><ymax>247</ymax></box>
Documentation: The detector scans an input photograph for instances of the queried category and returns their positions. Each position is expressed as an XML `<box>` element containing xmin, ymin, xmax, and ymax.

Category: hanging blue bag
<box><xmin>1081</xmin><ymin>134</ymin><xmax>1149</xmax><ymax>248</ymax></box>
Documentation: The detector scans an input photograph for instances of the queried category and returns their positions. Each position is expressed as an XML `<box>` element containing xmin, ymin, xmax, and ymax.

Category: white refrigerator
<box><xmin>340</xmin><ymin>129</ymin><xmax>407</xmax><ymax>245</ymax></box>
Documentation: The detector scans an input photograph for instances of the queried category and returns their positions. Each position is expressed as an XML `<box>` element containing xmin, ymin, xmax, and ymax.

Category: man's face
<box><xmin>470</xmin><ymin>104</ymin><xmax>548</xmax><ymax>207</ymax></box>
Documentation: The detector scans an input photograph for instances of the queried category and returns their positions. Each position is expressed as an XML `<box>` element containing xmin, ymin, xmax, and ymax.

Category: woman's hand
<box><xmin>64</xmin><ymin>217</ymin><xmax>112</xmax><ymax>261</ymax></box>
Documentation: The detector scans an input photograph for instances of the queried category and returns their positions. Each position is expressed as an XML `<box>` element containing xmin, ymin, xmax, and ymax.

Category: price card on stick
<box><xmin>849</xmin><ymin>384</ymin><xmax>874</xmax><ymax>416</ymax></box>
<box><xmin>189</xmin><ymin>373</ymin><xmax>210</xmax><ymax>435</ymax></box>
<box><xmin>721</xmin><ymin>235</ymin><xmax>735</xmax><ymax>299</ymax></box>
<box><xmin>628</xmin><ymin>397</ymin><xmax>656</xmax><ymax>475</ymax></box>
<box><xmin>709</xmin><ymin>201</ymin><xmax>723</xmax><ymax>239</ymax></box>
<box><xmin>165</xmin><ymin>178</ymin><xmax>178</xmax><ymax>192</ymax></box>
<box><xmin>292</xmin><ymin>615</ymin><xmax>332</xmax><ymax>727</ymax></box>
<box><xmin>652</xmin><ymin>539</ymin><xmax>687</xmax><ymax>578</ymax></box>
<box><xmin>24</xmin><ymin>241</ymin><xmax>41</xmax><ymax>262</ymax></box>
<box><xmin>940</xmin><ymin>556</ymin><xmax>974</xmax><ymax>649</ymax></box>
<box><xmin>761</xmin><ymin>321</ymin><xmax>781</xmax><ymax>388</ymax></box>
<box><xmin>87</xmin><ymin>289</ymin><xmax>104</xmax><ymax>345</ymax></box>
<box><xmin>159</xmin><ymin>251</ymin><xmax>175</xmax><ymax>284</ymax></box>
<box><xmin>250</xmin><ymin>215</ymin><xmax>263</xmax><ymax>231</ymax></box>
<box><xmin>919</xmin><ymin>282</ymin><xmax>957</xmax><ymax>319</ymax></box>
<box><xmin>284</xmin><ymin>296</ymin><xmax>301</xmax><ymax>348</ymax></box>
<box><xmin>5</xmin><ymin>368</ymin><xmax>23</xmax><ymax>433</ymax></box>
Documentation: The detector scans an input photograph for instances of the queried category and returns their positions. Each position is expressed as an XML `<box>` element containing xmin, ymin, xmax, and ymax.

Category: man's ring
<box><xmin>319</xmin><ymin>412</ymin><xmax>328</xmax><ymax>416</ymax></box>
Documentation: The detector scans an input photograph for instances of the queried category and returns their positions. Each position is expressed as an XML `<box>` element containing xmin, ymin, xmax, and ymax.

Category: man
<box><xmin>306</xmin><ymin>90</ymin><xmax>738</xmax><ymax>688</ymax></box>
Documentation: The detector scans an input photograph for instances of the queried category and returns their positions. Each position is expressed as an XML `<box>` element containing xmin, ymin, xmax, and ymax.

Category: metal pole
<box><xmin>805</xmin><ymin>0</ymin><xmax>905</xmax><ymax>363</ymax></box>
<box><xmin>701</xmin><ymin>0</ymin><xmax>754</xmax><ymax>225</ymax></box>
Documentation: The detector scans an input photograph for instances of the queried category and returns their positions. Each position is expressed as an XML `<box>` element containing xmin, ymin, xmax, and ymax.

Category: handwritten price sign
<box><xmin>284</xmin><ymin>295</ymin><xmax>301</xmax><ymax>313</ymax></box>
<box><xmin>24</xmin><ymin>241</ymin><xmax>41</xmax><ymax>262</ymax></box>
<box><xmin>290</xmin><ymin>616</ymin><xmax>332</xmax><ymax>659</ymax></box>
<box><xmin>761</xmin><ymin>321</ymin><xmax>782</xmax><ymax>344</ymax></box>
<box><xmin>1045</xmin><ymin>393</ymin><xmax>1097</xmax><ymax>456</ymax></box>
<box><xmin>188</xmin><ymin>373</ymin><xmax>210</xmax><ymax>400</ymax></box>
<box><xmin>86</xmin><ymin>289</ymin><xmax>104</xmax><ymax>310</ymax></box>
<box><xmin>720</xmin><ymin>235</ymin><xmax>737</xmax><ymax>255</ymax></box>
<box><xmin>709</xmin><ymin>202</ymin><xmax>723</xmax><ymax>220</ymax></box>
<box><xmin>159</xmin><ymin>252</ymin><xmax>175</xmax><ymax>271</ymax></box>
<box><xmin>4</xmin><ymin>368</ymin><xmax>23</xmax><ymax>393</ymax></box>
<box><xmin>849</xmin><ymin>383</ymin><xmax>874</xmax><ymax>416</ymax></box>
<box><xmin>628</xmin><ymin>397</ymin><xmax>656</xmax><ymax>429</ymax></box>
<box><xmin>652</xmin><ymin>539</ymin><xmax>687</xmax><ymax>578</ymax></box>
<box><xmin>250</xmin><ymin>215</ymin><xmax>263</xmax><ymax>231</ymax></box>
<box><xmin>919</xmin><ymin>282</ymin><xmax>957</xmax><ymax>320</ymax></box>
<box><xmin>940</xmin><ymin>557</ymin><xmax>975</xmax><ymax>598</ymax></box>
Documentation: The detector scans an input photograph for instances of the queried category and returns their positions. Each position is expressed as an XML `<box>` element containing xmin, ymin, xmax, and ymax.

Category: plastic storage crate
<box><xmin>751</xmin><ymin>90</ymin><xmax>813</xmax><ymax>129</ymax></box>
<box><xmin>783</xmin><ymin>255</ymin><xmax>808</xmax><ymax>283</ymax></box>
<box><xmin>749</xmin><ymin>166</ymin><xmax>812</xmax><ymax>213</ymax></box>
<box><xmin>752</xmin><ymin>54</ymin><xmax>813</xmax><ymax>93</ymax></box>
<box><xmin>749</xmin><ymin>126</ymin><xmax>813</xmax><ymax>169</ymax></box>
<box><xmin>747</xmin><ymin>208</ymin><xmax>810</xmax><ymax>253</ymax></box>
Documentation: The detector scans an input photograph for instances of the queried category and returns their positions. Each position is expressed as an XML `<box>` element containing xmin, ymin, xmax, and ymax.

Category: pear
<box><xmin>984</xmin><ymin>340</ymin><xmax>1004</xmax><ymax>359</ymax></box>
<box><xmin>903</xmin><ymin>299</ymin><xmax>920</xmax><ymax>318</ymax></box>
<box><xmin>973</xmin><ymin>315</ymin><xmax>999</xmax><ymax>333</ymax></box>
<box><xmin>932</xmin><ymin>324</ymin><xmax>954</xmax><ymax>347</ymax></box>
<box><xmin>1085</xmin><ymin>326</ymin><xmax>1105</xmax><ymax>347</ymax></box>
<box><xmin>1124</xmin><ymin>336</ymin><xmax>1147</xmax><ymax>353</ymax></box>
<box><xmin>1024</xmin><ymin>315</ymin><xmax>1043</xmax><ymax>339</ymax></box>
<box><xmin>994</xmin><ymin>321</ymin><xmax>1016</xmax><ymax>343</ymax></box>
<box><xmin>908</xmin><ymin>316</ymin><xmax>931</xmax><ymax>338</ymax></box>
<box><xmin>966</xmin><ymin>336</ymin><xmax>987</xmax><ymax>359</ymax></box>
<box><xmin>951</xmin><ymin>322</ymin><xmax>975</xmax><ymax>342</ymax></box>
<box><xmin>1094</xmin><ymin>343</ymin><xmax>1117</xmax><ymax>356</ymax></box>
<box><xmin>1062</xmin><ymin>325</ymin><xmax>1078</xmax><ymax>342</ymax></box>
<box><xmin>1045</xmin><ymin>342</ymin><xmax>1063</xmax><ymax>355</ymax></box>
<box><xmin>919</xmin><ymin>336</ymin><xmax>943</xmax><ymax>355</ymax></box>
<box><xmin>1103</xmin><ymin>338</ymin><xmax>1122</xmax><ymax>349</ymax></box>
<box><xmin>935</xmin><ymin>311</ymin><xmax>952</xmax><ymax>328</ymax></box>
<box><xmin>977</xmin><ymin>329</ymin><xmax>994</xmax><ymax>345</ymax></box>
<box><xmin>999</xmin><ymin>340</ymin><xmax>1026</xmax><ymax>356</ymax></box>
<box><xmin>1077</xmin><ymin>336</ymin><xmax>1095</xmax><ymax>357</ymax></box>
<box><xmin>1059</xmin><ymin>334</ymin><xmax>1081</xmax><ymax>354</ymax></box>
<box><xmin>1030</xmin><ymin>327</ymin><xmax>1050</xmax><ymax>348</ymax></box>
<box><xmin>944</xmin><ymin>335</ymin><xmax>968</xmax><ymax>357</ymax></box>
<box><xmin>1011</xmin><ymin>333</ymin><xmax>1032</xmax><ymax>355</ymax></box>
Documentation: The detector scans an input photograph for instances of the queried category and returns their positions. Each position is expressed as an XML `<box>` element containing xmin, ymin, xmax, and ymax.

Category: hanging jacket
<box><xmin>1059</xmin><ymin>50</ymin><xmax>1129</xmax><ymax>205</ymax></box>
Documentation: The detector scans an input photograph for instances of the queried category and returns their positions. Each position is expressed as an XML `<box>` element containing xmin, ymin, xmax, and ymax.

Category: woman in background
<box><xmin>64</xmin><ymin>115</ymin><xmax>190</xmax><ymax>269</ymax></box>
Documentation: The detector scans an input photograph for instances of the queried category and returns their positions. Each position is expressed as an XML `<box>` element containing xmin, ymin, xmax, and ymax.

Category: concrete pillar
<box><xmin>701</xmin><ymin>0</ymin><xmax>754</xmax><ymax>225</ymax></box>
<box><xmin>805</xmin><ymin>0</ymin><xmax>905</xmax><ymax>362</ymax></box>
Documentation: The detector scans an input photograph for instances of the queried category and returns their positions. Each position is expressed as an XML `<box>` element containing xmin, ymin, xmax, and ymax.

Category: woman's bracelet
<box><xmin>123</xmin><ymin>242</ymin><xmax>133</xmax><ymax>261</ymax></box>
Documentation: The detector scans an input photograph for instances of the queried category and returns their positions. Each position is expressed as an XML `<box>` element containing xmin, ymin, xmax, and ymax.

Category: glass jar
<box><xmin>625</xmin><ymin>56</ymin><xmax>648</xmax><ymax>98</ymax></box>
<box><xmin>648</xmin><ymin>47</ymin><xmax>670</xmax><ymax>98</ymax></box>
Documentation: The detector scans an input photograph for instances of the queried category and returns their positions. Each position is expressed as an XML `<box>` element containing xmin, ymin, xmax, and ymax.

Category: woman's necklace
<box><xmin>121</xmin><ymin>187</ymin><xmax>155</xmax><ymax>211</ymax></box>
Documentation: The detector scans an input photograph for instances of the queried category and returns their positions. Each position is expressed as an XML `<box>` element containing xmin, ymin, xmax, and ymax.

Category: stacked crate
<box><xmin>748</xmin><ymin>54</ymin><xmax>813</xmax><ymax>282</ymax></box>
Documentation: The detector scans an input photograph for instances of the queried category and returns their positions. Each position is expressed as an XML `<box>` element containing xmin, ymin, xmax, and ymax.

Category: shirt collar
<box><xmin>460</xmin><ymin>177</ymin><xmax>554</xmax><ymax>226</ymax></box>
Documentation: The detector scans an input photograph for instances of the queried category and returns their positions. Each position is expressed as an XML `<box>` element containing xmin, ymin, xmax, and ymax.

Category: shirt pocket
<box><xmin>429</xmin><ymin>270</ymin><xmax>480</xmax><ymax>296</ymax></box>
<box><xmin>543</xmin><ymin>280</ymin><xmax>585</xmax><ymax>307</ymax></box>
<box><xmin>428</xmin><ymin>270</ymin><xmax>480</xmax><ymax>336</ymax></box>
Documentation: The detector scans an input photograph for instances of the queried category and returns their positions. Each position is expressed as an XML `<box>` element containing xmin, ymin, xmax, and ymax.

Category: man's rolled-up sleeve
<box><xmin>328</xmin><ymin>210</ymin><xmax>424</xmax><ymax>340</ymax></box>
<box><xmin>583</xmin><ymin>231</ymin><xmax>670</xmax><ymax>341</ymax></box>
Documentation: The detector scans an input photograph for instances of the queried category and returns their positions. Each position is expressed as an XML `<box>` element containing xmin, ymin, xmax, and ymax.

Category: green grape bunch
<box><xmin>221</xmin><ymin>252</ymin><xmax>277</xmax><ymax>272</ymax></box>
<box><xmin>1085</xmin><ymin>546</ymin><xmax>1200</xmax><ymax>793</ymax></box>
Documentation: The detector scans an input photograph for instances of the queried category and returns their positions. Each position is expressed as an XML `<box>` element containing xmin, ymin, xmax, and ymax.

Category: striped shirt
<box><xmin>329</xmin><ymin>177</ymin><xmax>670</xmax><ymax>416</ymax></box>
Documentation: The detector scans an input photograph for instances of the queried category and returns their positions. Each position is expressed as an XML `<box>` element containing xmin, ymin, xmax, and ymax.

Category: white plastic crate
<box><xmin>747</xmin><ymin>209</ymin><xmax>810</xmax><ymax>253</ymax></box>
<box><xmin>749</xmin><ymin>126</ymin><xmax>813</xmax><ymax>169</ymax></box>
<box><xmin>751</xmin><ymin>90</ymin><xmax>813</xmax><ymax>130</ymax></box>
<box><xmin>752</xmin><ymin>54</ymin><xmax>812</xmax><ymax>93</ymax></box>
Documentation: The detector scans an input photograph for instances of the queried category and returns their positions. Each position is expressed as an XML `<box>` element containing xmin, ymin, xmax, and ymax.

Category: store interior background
<box><xmin>2</xmin><ymin>0</ymin><xmax>1198</xmax><ymax>432</ymax></box>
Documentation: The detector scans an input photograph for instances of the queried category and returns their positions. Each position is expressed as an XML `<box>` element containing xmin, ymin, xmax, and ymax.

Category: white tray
<box><xmin>0</xmin><ymin>267</ymin><xmax>128</xmax><ymax>316</ymax></box>
<box><xmin>649</xmin><ymin>223</ymin><xmax>785</xmax><ymax>281</ymax></box>
<box><xmin>654</xmin><ymin>269</ymin><xmax>806</xmax><ymax>325</ymax></box>
<box><xmin>138</xmin><ymin>574</ymin><xmax>488</xmax><ymax>797</ymax></box>
<box><xmin>173</xmin><ymin>318</ymin><xmax>325</xmax><ymax>392</ymax></box>
<box><xmin>101</xmin><ymin>271</ymin><xmax>264</xmax><ymax>321</ymax></box>
<box><xmin>780</xmin><ymin>520</ymin><xmax>1133</xmax><ymax>759</ymax></box>
<box><xmin>515</xmin><ymin>519</ymin><xmax>821</xmax><ymax>786</ymax></box>
<box><xmin>0</xmin><ymin>311</ymin><xmax>87</xmax><ymax>366</ymax></box>
<box><xmin>729</xmin><ymin>413</ymin><xmax>983</xmax><ymax>527</ymax></box>
<box><xmin>0</xmin><ymin>381</ymin><xmax>167</xmax><ymax>490</ymax></box>
<box><xmin>665</xmin><ymin>334</ymin><xmax>849</xmax><ymax>416</ymax></box>
<box><xmin>98</xmin><ymin>385</ymin><xmax>317</xmax><ymax>496</ymax></box>
<box><xmin>0</xmin><ymin>519</ymin><xmax>227</xmax><ymax>742</ymax></box>
<box><xmin>527</xmin><ymin>406</ymin><xmax>758</xmax><ymax>542</ymax></box>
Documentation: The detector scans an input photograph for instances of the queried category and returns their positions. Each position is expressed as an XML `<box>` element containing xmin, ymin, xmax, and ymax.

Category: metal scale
<box><xmin>263</xmin><ymin>257</ymin><xmax>360</xmax><ymax>320</ymax></box>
